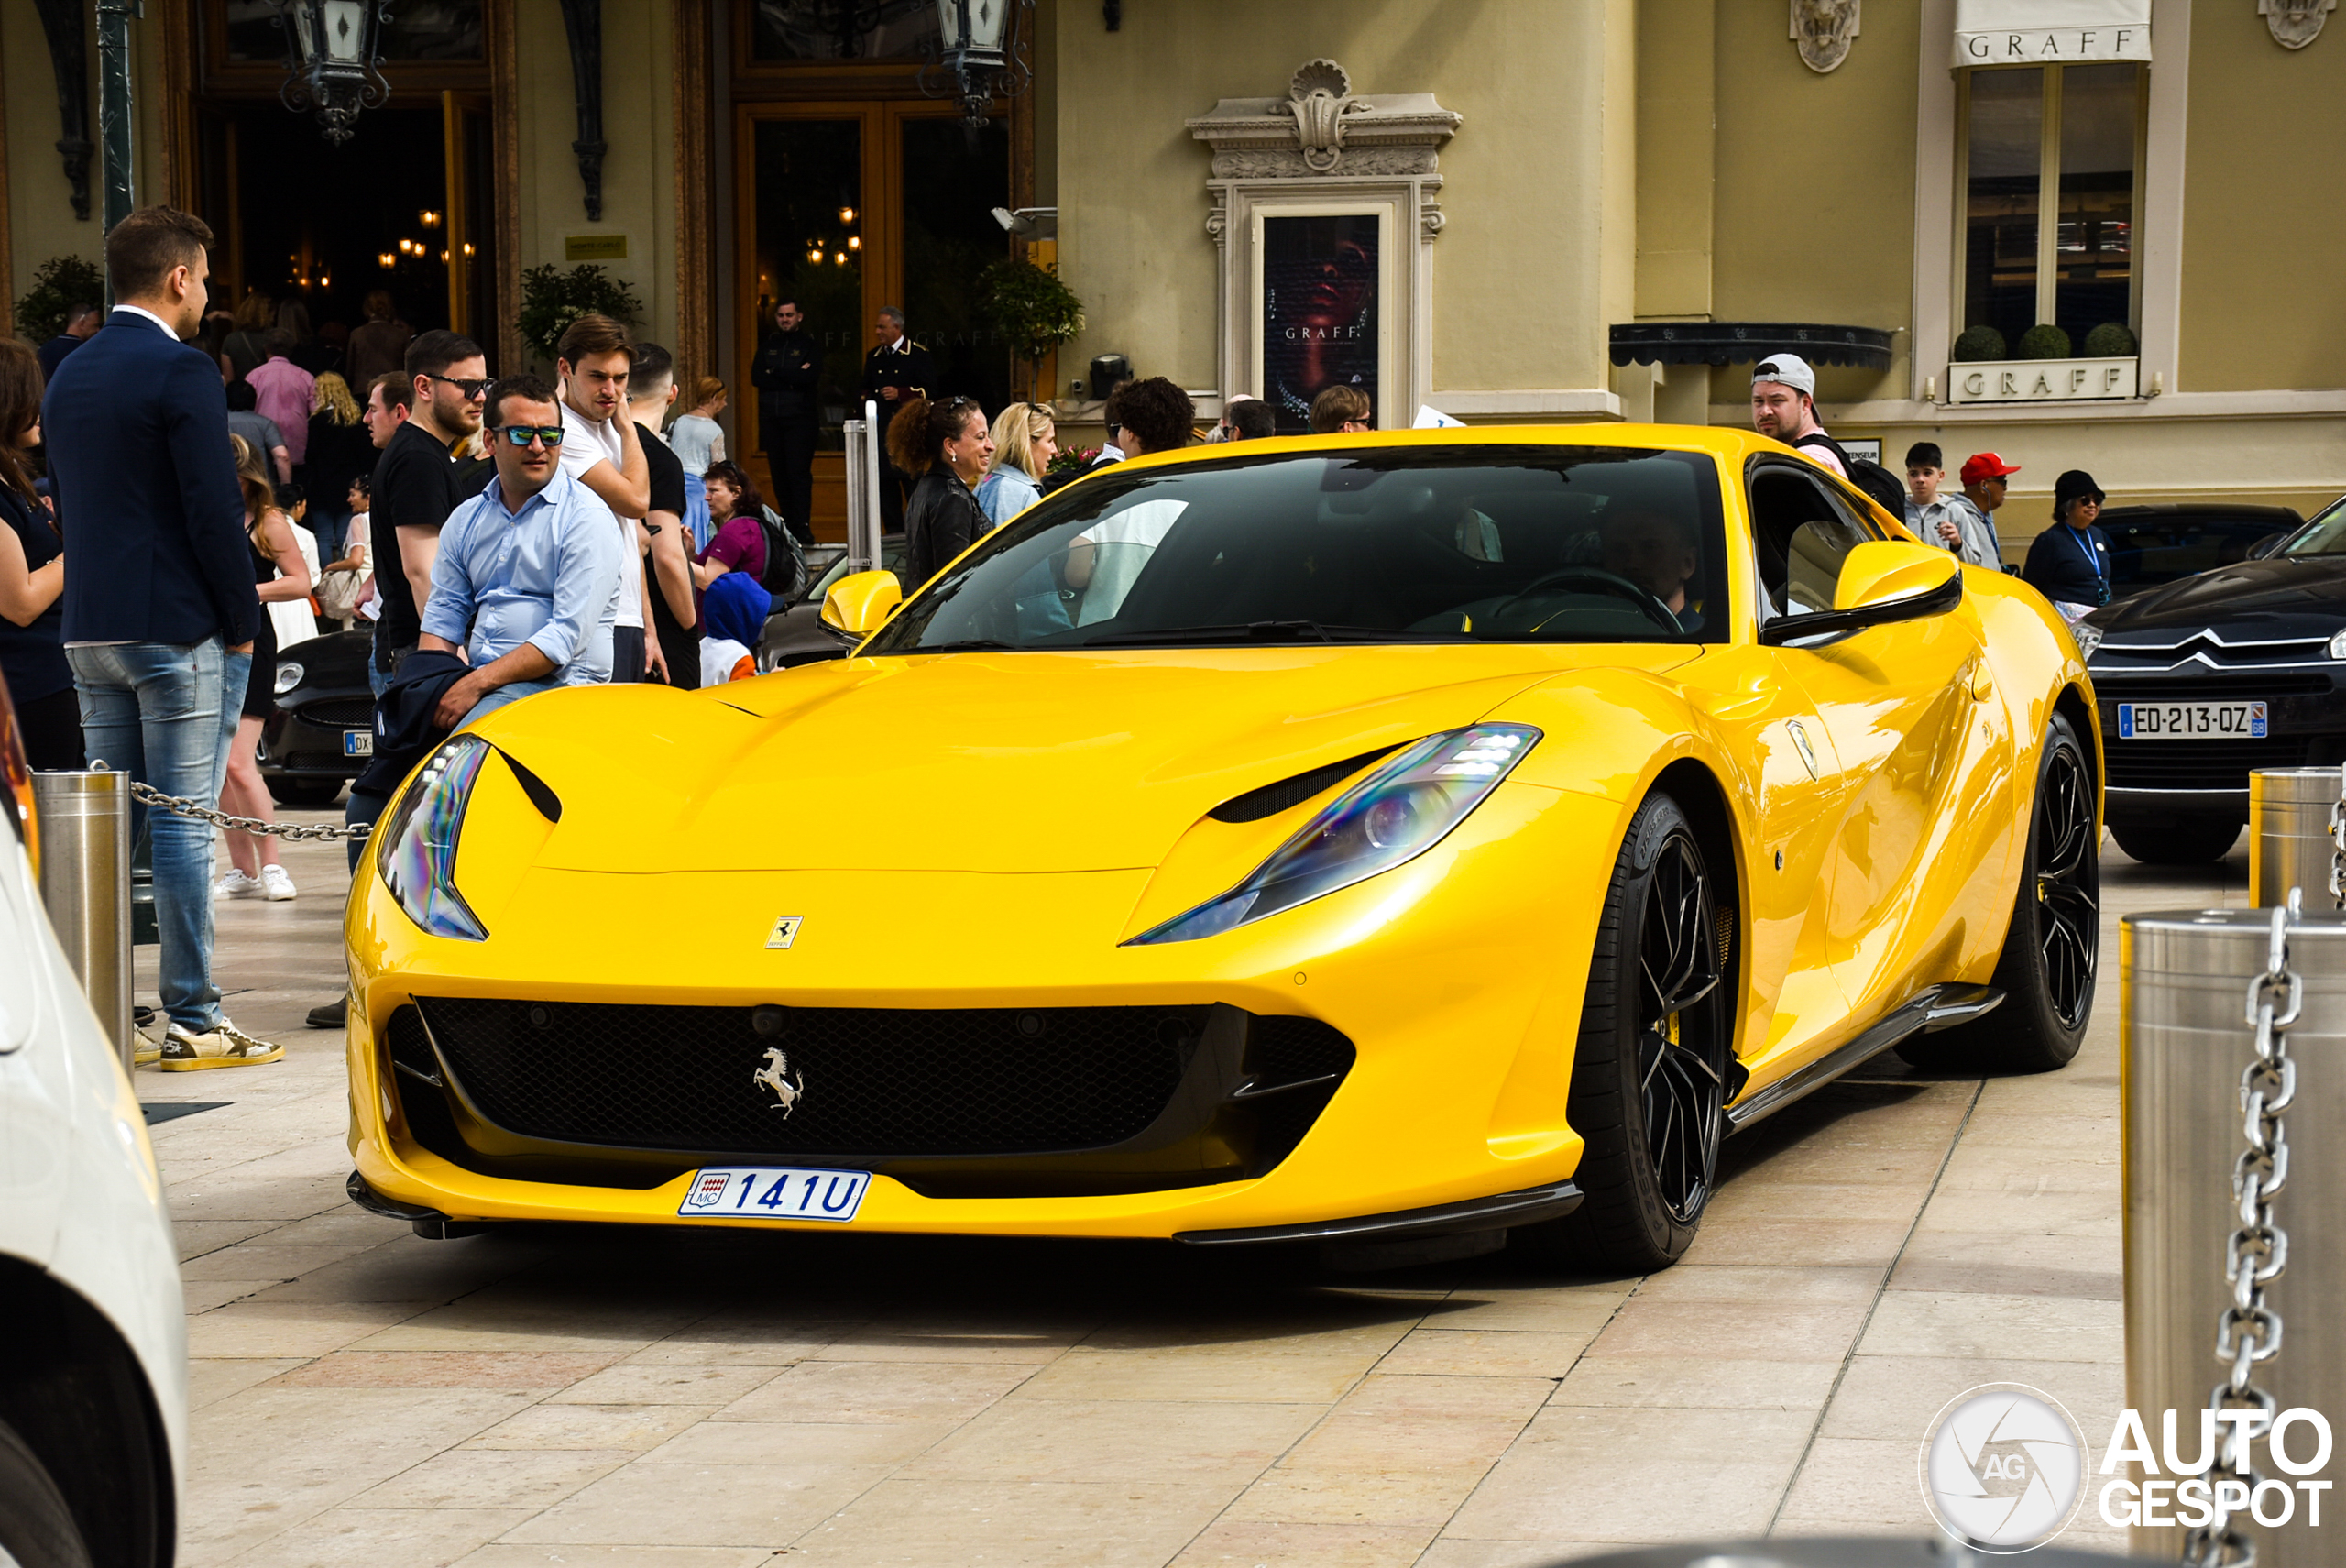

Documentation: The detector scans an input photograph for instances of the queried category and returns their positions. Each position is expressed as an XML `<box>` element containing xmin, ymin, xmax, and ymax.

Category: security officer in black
<box><xmin>859</xmin><ymin>305</ymin><xmax>935</xmax><ymax>534</ymax></box>
<box><xmin>750</xmin><ymin>297</ymin><xmax>820</xmax><ymax>545</ymax></box>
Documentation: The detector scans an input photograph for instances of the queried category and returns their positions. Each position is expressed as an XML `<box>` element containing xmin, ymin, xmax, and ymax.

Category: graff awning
<box><xmin>1954</xmin><ymin>0</ymin><xmax>2153</xmax><ymax>66</ymax></box>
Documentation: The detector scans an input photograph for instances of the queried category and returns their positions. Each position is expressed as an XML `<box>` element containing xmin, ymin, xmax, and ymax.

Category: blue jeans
<box><xmin>70</xmin><ymin>638</ymin><xmax>250</xmax><ymax>1032</ymax></box>
<box><xmin>457</xmin><ymin>678</ymin><xmax>557</xmax><ymax>729</ymax></box>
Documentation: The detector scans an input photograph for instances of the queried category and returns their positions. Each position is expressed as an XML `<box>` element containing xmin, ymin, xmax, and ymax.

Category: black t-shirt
<box><xmin>639</xmin><ymin>422</ymin><xmax>686</xmax><ymax>518</ymax></box>
<box><xmin>369</xmin><ymin>421</ymin><xmax>459</xmax><ymax>662</ymax></box>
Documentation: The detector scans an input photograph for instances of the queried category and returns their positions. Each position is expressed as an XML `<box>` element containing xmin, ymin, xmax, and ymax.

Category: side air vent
<box><xmin>1209</xmin><ymin>746</ymin><xmax>1399</xmax><ymax>824</ymax></box>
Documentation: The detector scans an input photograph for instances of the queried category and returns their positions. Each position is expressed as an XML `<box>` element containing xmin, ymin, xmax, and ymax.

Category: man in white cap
<box><xmin>1749</xmin><ymin>353</ymin><xmax>1846</xmax><ymax>478</ymax></box>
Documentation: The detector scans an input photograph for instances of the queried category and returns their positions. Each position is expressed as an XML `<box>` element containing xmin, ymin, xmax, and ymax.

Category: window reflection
<box><xmin>752</xmin><ymin>0</ymin><xmax>941</xmax><ymax>60</ymax></box>
<box><xmin>1963</xmin><ymin>68</ymin><xmax>2043</xmax><ymax>349</ymax></box>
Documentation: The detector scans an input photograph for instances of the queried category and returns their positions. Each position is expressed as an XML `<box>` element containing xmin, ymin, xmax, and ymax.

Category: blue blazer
<box><xmin>44</xmin><ymin>309</ymin><xmax>261</xmax><ymax>647</ymax></box>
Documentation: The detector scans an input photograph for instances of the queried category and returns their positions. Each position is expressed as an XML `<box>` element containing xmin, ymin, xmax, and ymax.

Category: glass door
<box><xmin>739</xmin><ymin>102</ymin><xmax>1010</xmax><ymax>543</ymax></box>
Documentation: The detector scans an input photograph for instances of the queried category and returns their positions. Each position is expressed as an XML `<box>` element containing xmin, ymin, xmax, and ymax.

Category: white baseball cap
<box><xmin>1751</xmin><ymin>354</ymin><xmax>1817</xmax><ymax>396</ymax></box>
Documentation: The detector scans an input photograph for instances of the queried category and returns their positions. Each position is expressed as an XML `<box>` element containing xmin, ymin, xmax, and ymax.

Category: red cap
<box><xmin>1961</xmin><ymin>452</ymin><xmax>2022</xmax><ymax>485</ymax></box>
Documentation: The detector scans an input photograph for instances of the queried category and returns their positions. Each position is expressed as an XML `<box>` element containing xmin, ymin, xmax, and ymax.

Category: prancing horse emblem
<box><xmin>753</xmin><ymin>1047</ymin><xmax>805</xmax><ymax>1115</ymax></box>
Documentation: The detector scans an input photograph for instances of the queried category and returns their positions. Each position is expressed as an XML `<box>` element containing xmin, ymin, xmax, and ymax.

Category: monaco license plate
<box><xmin>2116</xmin><ymin>700</ymin><xmax>2266</xmax><ymax>740</ymax></box>
<box><xmin>677</xmin><ymin>1166</ymin><xmax>870</xmax><ymax>1223</ymax></box>
<box><xmin>343</xmin><ymin>729</ymin><xmax>373</xmax><ymax>756</ymax></box>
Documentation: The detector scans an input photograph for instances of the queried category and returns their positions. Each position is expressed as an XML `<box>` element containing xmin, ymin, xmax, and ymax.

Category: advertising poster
<box><xmin>1261</xmin><ymin>214</ymin><xmax>1380</xmax><ymax>433</ymax></box>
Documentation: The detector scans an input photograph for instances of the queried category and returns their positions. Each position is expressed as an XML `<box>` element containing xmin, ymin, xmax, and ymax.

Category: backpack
<box><xmin>1792</xmin><ymin>433</ymin><xmax>1911</xmax><ymax>526</ymax></box>
<box><xmin>754</xmin><ymin>505</ymin><xmax>807</xmax><ymax>601</ymax></box>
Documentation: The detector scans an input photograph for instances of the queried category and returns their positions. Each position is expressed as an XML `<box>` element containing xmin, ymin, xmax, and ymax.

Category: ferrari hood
<box><xmin>494</xmin><ymin>645</ymin><xmax>1699</xmax><ymax>874</ymax></box>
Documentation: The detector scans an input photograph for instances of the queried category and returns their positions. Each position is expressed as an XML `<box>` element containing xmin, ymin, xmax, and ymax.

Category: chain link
<box><xmin>109</xmin><ymin>773</ymin><xmax>375</xmax><ymax>842</ymax></box>
<box><xmin>2181</xmin><ymin>900</ymin><xmax>2299</xmax><ymax>1568</ymax></box>
<box><xmin>2328</xmin><ymin>772</ymin><xmax>2345</xmax><ymax>908</ymax></box>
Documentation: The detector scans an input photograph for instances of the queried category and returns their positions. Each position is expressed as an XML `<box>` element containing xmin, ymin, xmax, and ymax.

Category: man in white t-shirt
<box><xmin>1749</xmin><ymin>353</ymin><xmax>1847</xmax><ymax>478</ymax></box>
<box><xmin>553</xmin><ymin>313</ymin><xmax>659</xmax><ymax>681</ymax></box>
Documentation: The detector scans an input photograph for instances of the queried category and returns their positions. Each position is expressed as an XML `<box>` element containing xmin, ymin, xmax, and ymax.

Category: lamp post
<box><xmin>277</xmin><ymin>0</ymin><xmax>391</xmax><ymax>145</ymax></box>
<box><xmin>929</xmin><ymin>0</ymin><xmax>1028</xmax><ymax>126</ymax></box>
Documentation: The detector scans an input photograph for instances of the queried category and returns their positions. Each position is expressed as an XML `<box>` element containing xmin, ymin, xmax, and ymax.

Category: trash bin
<box><xmin>2249</xmin><ymin>767</ymin><xmax>2341</xmax><ymax>909</ymax></box>
<box><xmin>2123</xmin><ymin>908</ymin><xmax>2344</xmax><ymax>1566</ymax></box>
<box><xmin>30</xmin><ymin>768</ymin><xmax>134</xmax><ymax>1070</ymax></box>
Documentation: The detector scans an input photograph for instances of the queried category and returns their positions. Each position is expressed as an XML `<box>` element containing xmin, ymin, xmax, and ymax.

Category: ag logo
<box><xmin>1920</xmin><ymin>1384</ymin><xmax>2088</xmax><ymax>1552</ymax></box>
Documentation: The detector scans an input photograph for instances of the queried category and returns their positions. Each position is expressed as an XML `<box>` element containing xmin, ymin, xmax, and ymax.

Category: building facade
<box><xmin>5</xmin><ymin>0</ymin><xmax>2339</xmax><ymax>547</ymax></box>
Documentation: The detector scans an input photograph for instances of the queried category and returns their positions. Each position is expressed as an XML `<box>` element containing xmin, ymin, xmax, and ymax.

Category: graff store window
<box><xmin>1960</xmin><ymin>63</ymin><xmax>2143</xmax><ymax>350</ymax></box>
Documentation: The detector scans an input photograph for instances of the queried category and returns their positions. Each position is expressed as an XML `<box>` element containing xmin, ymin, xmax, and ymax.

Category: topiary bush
<box><xmin>978</xmin><ymin>258</ymin><xmax>1086</xmax><ymax>404</ymax></box>
<box><xmin>2016</xmin><ymin>323</ymin><xmax>2072</xmax><ymax>360</ymax></box>
<box><xmin>12</xmin><ymin>255</ymin><xmax>107</xmax><ymax>345</ymax></box>
<box><xmin>2083</xmin><ymin>321</ymin><xmax>2139</xmax><ymax>357</ymax></box>
<box><xmin>517</xmin><ymin>264</ymin><xmax>643</xmax><ymax>365</ymax></box>
<box><xmin>1950</xmin><ymin>324</ymin><xmax>2008</xmax><ymax>362</ymax></box>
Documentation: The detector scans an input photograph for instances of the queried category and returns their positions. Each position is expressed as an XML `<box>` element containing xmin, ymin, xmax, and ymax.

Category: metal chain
<box><xmin>113</xmin><ymin>774</ymin><xmax>374</xmax><ymax>842</ymax></box>
<box><xmin>2328</xmin><ymin>771</ymin><xmax>2346</xmax><ymax>908</ymax></box>
<box><xmin>2181</xmin><ymin>900</ymin><xmax>2299</xmax><ymax>1568</ymax></box>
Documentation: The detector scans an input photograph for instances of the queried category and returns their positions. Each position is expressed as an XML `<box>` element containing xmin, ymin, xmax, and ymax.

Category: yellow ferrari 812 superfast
<box><xmin>345</xmin><ymin>426</ymin><xmax>2099</xmax><ymax>1271</ymax></box>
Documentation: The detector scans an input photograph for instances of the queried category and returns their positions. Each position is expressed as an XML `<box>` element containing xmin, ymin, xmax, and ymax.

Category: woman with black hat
<box><xmin>2021</xmin><ymin>469</ymin><xmax>2114</xmax><ymax>620</ymax></box>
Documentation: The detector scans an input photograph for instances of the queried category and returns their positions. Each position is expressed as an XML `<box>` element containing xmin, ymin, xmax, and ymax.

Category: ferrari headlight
<box><xmin>1128</xmin><ymin>724</ymin><xmax>1541</xmax><ymax>945</ymax></box>
<box><xmin>376</xmin><ymin>735</ymin><xmax>490</xmax><ymax>941</ymax></box>
<box><xmin>2071</xmin><ymin>621</ymin><xmax>2104</xmax><ymax>662</ymax></box>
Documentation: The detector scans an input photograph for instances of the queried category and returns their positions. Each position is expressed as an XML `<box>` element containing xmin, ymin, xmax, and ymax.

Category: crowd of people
<box><xmin>4</xmin><ymin>203</ymin><xmax>2143</xmax><ymax>1071</ymax></box>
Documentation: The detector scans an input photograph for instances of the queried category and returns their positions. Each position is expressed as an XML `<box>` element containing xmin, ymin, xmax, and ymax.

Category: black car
<box><xmin>2099</xmin><ymin>503</ymin><xmax>2304</xmax><ymax>599</ymax></box>
<box><xmin>2082</xmin><ymin>494</ymin><xmax>2346</xmax><ymax>862</ymax></box>
<box><xmin>756</xmin><ymin>540</ymin><xmax>906</xmax><ymax>673</ymax></box>
<box><xmin>258</xmin><ymin>628</ymin><xmax>374</xmax><ymax>806</ymax></box>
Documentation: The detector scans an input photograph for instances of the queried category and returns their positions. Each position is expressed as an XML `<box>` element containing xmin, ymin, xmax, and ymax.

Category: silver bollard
<box><xmin>2249</xmin><ymin>767</ymin><xmax>2341</xmax><ymax>909</ymax></box>
<box><xmin>30</xmin><ymin>768</ymin><xmax>135</xmax><ymax>1073</ymax></box>
<box><xmin>2123</xmin><ymin>908</ymin><xmax>2344</xmax><ymax>1565</ymax></box>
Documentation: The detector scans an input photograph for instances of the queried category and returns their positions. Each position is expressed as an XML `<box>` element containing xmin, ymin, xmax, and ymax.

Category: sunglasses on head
<box><xmin>493</xmin><ymin>425</ymin><xmax>565</xmax><ymax>447</ymax></box>
<box><xmin>431</xmin><ymin>375</ymin><xmax>493</xmax><ymax>399</ymax></box>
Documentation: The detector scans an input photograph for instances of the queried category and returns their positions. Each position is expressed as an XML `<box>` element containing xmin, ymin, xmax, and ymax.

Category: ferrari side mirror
<box><xmin>820</xmin><ymin>571</ymin><xmax>903</xmax><ymax>638</ymax></box>
<box><xmin>1762</xmin><ymin>541</ymin><xmax>1963</xmax><ymax>647</ymax></box>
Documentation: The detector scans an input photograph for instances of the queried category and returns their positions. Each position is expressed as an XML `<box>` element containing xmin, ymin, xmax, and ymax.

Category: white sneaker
<box><xmin>158</xmin><ymin>1017</ymin><xmax>283</xmax><ymax>1071</ymax></box>
<box><xmin>214</xmin><ymin>869</ymin><xmax>264</xmax><ymax>900</ymax></box>
<box><xmin>259</xmin><ymin>865</ymin><xmax>298</xmax><ymax>902</ymax></box>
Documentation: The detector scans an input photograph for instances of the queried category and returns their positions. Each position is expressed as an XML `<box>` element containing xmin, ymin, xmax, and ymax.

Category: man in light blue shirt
<box><xmin>419</xmin><ymin>373</ymin><xmax>622</xmax><ymax>729</ymax></box>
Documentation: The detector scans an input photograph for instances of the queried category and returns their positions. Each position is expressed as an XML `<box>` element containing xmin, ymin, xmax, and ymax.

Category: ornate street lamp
<box><xmin>926</xmin><ymin>0</ymin><xmax>1031</xmax><ymax>126</ymax></box>
<box><xmin>276</xmin><ymin>0</ymin><xmax>392</xmax><ymax>145</ymax></box>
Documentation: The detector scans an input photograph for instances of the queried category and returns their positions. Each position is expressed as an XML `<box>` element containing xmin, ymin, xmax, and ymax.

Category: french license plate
<box><xmin>2116</xmin><ymin>700</ymin><xmax>2266</xmax><ymax>740</ymax></box>
<box><xmin>343</xmin><ymin>729</ymin><xmax>374</xmax><ymax>756</ymax></box>
<box><xmin>677</xmin><ymin>1166</ymin><xmax>870</xmax><ymax>1223</ymax></box>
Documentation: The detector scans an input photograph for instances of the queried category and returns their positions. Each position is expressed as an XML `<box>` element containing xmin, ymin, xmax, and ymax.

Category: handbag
<box><xmin>315</xmin><ymin>565</ymin><xmax>367</xmax><ymax>619</ymax></box>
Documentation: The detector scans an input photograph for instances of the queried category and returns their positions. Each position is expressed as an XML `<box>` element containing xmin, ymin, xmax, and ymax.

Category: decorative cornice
<box><xmin>2263</xmin><ymin>0</ymin><xmax>2335</xmax><ymax>48</ymax></box>
<box><xmin>1187</xmin><ymin>60</ymin><xmax>1459</xmax><ymax>181</ymax></box>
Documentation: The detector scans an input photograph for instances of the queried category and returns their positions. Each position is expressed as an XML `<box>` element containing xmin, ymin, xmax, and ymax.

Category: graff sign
<box><xmin>1950</xmin><ymin>356</ymin><xmax>2139</xmax><ymax>405</ymax></box>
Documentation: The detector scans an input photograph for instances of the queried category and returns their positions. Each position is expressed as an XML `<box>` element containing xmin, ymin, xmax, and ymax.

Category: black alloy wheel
<box><xmin>1517</xmin><ymin>791</ymin><xmax>1731</xmax><ymax>1273</ymax></box>
<box><xmin>1899</xmin><ymin>711</ymin><xmax>2099</xmax><ymax>1074</ymax></box>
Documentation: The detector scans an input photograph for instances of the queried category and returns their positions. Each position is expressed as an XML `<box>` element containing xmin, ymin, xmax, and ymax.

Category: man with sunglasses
<box><xmin>368</xmin><ymin>329</ymin><xmax>488</xmax><ymax>696</ymax></box>
<box><xmin>416</xmin><ymin>374</ymin><xmax>621</xmax><ymax>730</ymax></box>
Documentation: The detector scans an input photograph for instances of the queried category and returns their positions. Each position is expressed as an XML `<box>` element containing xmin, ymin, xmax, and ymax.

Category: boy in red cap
<box><xmin>1954</xmin><ymin>451</ymin><xmax>2019</xmax><ymax>569</ymax></box>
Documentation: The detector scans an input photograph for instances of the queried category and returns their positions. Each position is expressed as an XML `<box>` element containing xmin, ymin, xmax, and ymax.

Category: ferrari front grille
<box><xmin>2104</xmin><ymin>734</ymin><xmax>2315</xmax><ymax>792</ymax></box>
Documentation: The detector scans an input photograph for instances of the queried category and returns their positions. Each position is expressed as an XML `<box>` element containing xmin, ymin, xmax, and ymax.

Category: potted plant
<box><xmin>517</xmin><ymin>263</ymin><xmax>644</xmax><ymax>366</ymax></box>
<box><xmin>979</xmin><ymin>258</ymin><xmax>1086</xmax><ymax>404</ymax></box>
<box><xmin>12</xmin><ymin>256</ymin><xmax>107</xmax><ymax>345</ymax></box>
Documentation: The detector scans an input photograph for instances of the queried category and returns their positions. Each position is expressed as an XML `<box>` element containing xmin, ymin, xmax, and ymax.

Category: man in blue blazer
<box><xmin>44</xmin><ymin>206</ymin><xmax>280</xmax><ymax>1070</ymax></box>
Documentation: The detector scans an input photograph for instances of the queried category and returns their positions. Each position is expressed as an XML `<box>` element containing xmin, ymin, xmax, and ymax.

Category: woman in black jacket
<box><xmin>890</xmin><ymin>393</ymin><xmax>995</xmax><ymax>586</ymax></box>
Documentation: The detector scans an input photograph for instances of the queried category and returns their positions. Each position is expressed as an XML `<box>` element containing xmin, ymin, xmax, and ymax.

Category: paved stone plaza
<box><xmin>139</xmin><ymin>818</ymin><xmax>2229</xmax><ymax>1566</ymax></box>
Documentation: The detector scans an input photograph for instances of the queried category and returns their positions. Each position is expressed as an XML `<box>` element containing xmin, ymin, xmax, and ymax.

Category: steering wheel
<box><xmin>1494</xmin><ymin>567</ymin><xmax>1686</xmax><ymax>636</ymax></box>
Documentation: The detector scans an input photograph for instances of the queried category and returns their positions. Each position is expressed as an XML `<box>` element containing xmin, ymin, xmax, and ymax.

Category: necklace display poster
<box><xmin>1261</xmin><ymin>214</ymin><xmax>1381</xmax><ymax>433</ymax></box>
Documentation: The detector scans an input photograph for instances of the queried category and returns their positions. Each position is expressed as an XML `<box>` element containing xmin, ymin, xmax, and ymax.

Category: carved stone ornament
<box><xmin>2263</xmin><ymin>0</ymin><xmax>2335</xmax><ymax>48</ymax></box>
<box><xmin>1186</xmin><ymin>62</ymin><xmax>1460</xmax><ymax>181</ymax></box>
<box><xmin>1791</xmin><ymin>0</ymin><xmax>1860</xmax><ymax>73</ymax></box>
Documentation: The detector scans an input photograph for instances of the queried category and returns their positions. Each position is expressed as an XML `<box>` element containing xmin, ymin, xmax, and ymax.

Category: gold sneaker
<box><xmin>133</xmin><ymin>1030</ymin><xmax>162</xmax><ymax>1066</ymax></box>
<box><xmin>159</xmin><ymin>1017</ymin><xmax>283</xmax><ymax>1071</ymax></box>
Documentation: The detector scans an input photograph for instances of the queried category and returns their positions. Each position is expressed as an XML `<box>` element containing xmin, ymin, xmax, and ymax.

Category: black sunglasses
<box><xmin>492</xmin><ymin>425</ymin><xmax>565</xmax><ymax>448</ymax></box>
<box><xmin>431</xmin><ymin>375</ymin><xmax>493</xmax><ymax>399</ymax></box>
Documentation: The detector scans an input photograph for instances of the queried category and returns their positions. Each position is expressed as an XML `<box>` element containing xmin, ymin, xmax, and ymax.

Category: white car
<box><xmin>0</xmin><ymin>679</ymin><xmax>186</xmax><ymax>1568</ymax></box>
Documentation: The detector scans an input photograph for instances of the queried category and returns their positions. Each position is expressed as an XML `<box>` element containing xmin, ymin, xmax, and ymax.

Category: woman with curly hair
<box><xmin>890</xmin><ymin>393</ymin><xmax>993</xmax><ymax>585</ymax></box>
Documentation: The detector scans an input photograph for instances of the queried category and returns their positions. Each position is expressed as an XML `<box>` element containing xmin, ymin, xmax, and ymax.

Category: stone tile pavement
<box><xmin>136</xmin><ymin>814</ymin><xmax>2245</xmax><ymax>1565</ymax></box>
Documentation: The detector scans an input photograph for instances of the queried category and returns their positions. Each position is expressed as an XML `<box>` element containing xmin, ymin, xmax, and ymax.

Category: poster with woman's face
<box><xmin>1262</xmin><ymin>214</ymin><xmax>1379</xmax><ymax>434</ymax></box>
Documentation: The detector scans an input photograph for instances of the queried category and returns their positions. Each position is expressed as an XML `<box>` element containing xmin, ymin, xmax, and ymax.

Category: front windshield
<box><xmin>862</xmin><ymin>444</ymin><xmax>1729</xmax><ymax>652</ymax></box>
<box><xmin>2279</xmin><ymin>495</ymin><xmax>2346</xmax><ymax>557</ymax></box>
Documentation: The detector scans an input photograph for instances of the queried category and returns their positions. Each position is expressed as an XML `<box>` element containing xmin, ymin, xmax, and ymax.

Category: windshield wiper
<box><xmin>906</xmin><ymin>638</ymin><xmax>1018</xmax><ymax>653</ymax></box>
<box><xmin>1079</xmin><ymin>620</ymin><xmax>1448</xmax><ymax>648</ymax></box>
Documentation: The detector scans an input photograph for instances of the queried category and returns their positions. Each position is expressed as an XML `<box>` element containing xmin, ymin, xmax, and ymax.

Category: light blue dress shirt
<box><xmin>975</xmin><ymin>464</ymin><xmax>1041</xmax><ymax>530</ymax></box>
<box><xmin>420</xmin><ymin>467</ymin><xmax>623</xmax><ymax>686</ymax></box>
